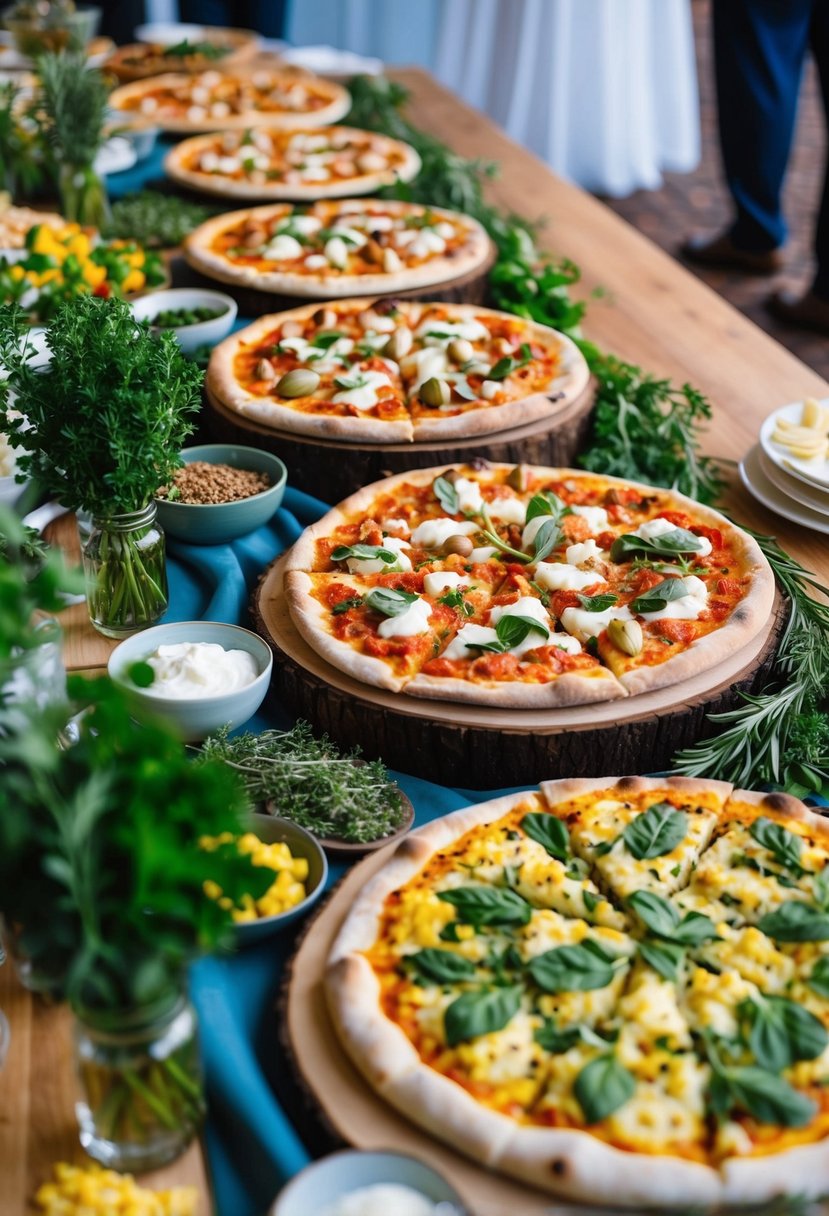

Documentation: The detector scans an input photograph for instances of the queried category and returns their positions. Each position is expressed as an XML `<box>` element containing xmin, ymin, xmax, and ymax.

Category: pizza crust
<box><xmin>109</xmin><ymin>72</ymin><xmax>350</xmax><ymax>133</ymax></box>
<box><xmin>183</xmin><ymin>200</ymin><xmax>493</xmax><ymax>297</ymax></box>
<box><xmin>167</xmin><ymin>133</ymin><xmax>421</xmax><ymax>200</ymax></box>
<box><xmin>405</xmin><ymin>668</ymin><xmax>626</xmax><ymax>707</ymax></box>
<box><xmin>540</xmin><ymin>774</ymin><xmax>735</xmax><ymax>808</ymax></box>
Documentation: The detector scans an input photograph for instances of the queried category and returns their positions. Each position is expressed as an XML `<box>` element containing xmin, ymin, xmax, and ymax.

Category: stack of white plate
<box><xmin>740</xmin><ymin>398</ymin><xmax>829</xmax><ymax>535</ymax></box>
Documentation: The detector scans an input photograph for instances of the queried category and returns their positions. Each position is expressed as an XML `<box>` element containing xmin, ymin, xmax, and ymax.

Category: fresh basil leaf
<box><xmin>610</xmin><ymin>527</ymin><xmax>705</xmax><ymax>563</ymax></box>
<box><xmin>311</xmin><ymin>330</ymin><xmax>345</xmax><ymax>349</ymax></box>
<box><xmin>495</xmin><ymin>614</ymin><xmax>550</xmax><ymax>648</ymax></box>
<box><xmin>630</xmin><ymin>578</ymin><xmax>689</xmax><ymax>615</ymax></box>
<box><xmin>808</xmin><ymin>957</ymin><xmax>829</xmax><ymax>998</ymax></box>
<box><xmin>437</xmin><ymin>885</ymin><xmax>532</xmax><ymax>926</ymax></box>
<box><xmin>576</xmin><ymin>593</ymin><xmax>618</xmax><ymax>612</ymax></box>
<box><xmin>583</xmin><ymin>889</ymin><xmax>599</xmax><ymax>914</ymax></box>
<box><xmin>408</xmin><ymin>948</ymin><xmax>477</xmax><ymax>984</ymax></box>
<box><xmin>622</xmin><ymin>802</ymin><xmax>687</xmax><ymax>861</ymax></box>
<box><xmin>438</xmin><ymin>588</ymin><xmax>474</xmax><ymax>616</ymax></box>
<box><xmin>487</xmin><ymin>343</ymin><xmax>532</xmax><ymax>382</ymax></box>
<box><xmin>333</xmin><ymin>373</ymin><xmax>367</xmax><ymax>390</ymax></box>
<box><xmin>534</xmin><ymin>1021</ymin><xmax>581</xmax><ymax>1053</ymax></box>
<box><xmin>331</xmin><ymin>596</ymin><xmax>363</xmax><ymax>615</ymax></box>
<box><xmin>757</xmin><ymin>900</ymin><xmax>829</xmax><ymax>942</ymax></box>
<box><xmin>330</xmin><ymin>544</ymin><xmax>397</xmax><ymax>564</ymax></box>
<box><xmin>527</xmin><ymin>942</ymin><xmax>616</xmax><ymax>993</ymax></box>
<box><xmin>521</xmin><ymin>812</ymin><xmax>570</xmax><ymax>862</ymax></box>
<box><xmin>532</xmin><ymin>517</ymin><xmax>563</xmax><ymax>563</ymax></box>
<box><xmin>639</xmin><ymin>939</ymin><xmax>685</xmax><ymax>981</ymax></box>
<box><xmin>444</xmin><ymin>984</ymin><xmax>522</xmax><ymax>1046</ymax></box>
<box><xmin>363</xmin><ymin>587</ymin><xmax>420</xmax><ymax>618</ymax></box>
<box><xmin>672</xmin><ymin>910</ymin><xmax>719</xmax><ymax>946</ymax></box>
<box><xmin>628</xmin><ymin>890</ymin><xmax>680</xmax><ymax>937</ymax></box>
<box><xmin>574</xmin><ymin>1054</ymin><xmax>635</xmax><ymax>1123</ymax></box>
<box><xmin>433</xmin><ymin>475</ymin><xmax>459</xmax><ymax>515</ymax></box>
<box><xmin>749</xmin><ymin>817</ymin><xmax>804</xmax><ymax>875</ymax></box>
<box><xmin>439</xmin><ymin>922</ymin><xmax>464</xmax><ymax>943</ymax></box>
<box><xmin>740</xmin><ymin>995</ymin><xmax>828</xmax><ymax>1072</ymax></box>
<box><xmin>814</xmin><ymin>867</ymin><xmax>829</xmax><ymax>912</ymax></box>
<box><xmin>721</xmin><ymin>1065</ymin><xmax>817</xmax><ymax>1127</ymax></box>
<box><xmin>525</xmin><ymin>490</ymin><xmax>568</xmax><ymax>523</ymax></box>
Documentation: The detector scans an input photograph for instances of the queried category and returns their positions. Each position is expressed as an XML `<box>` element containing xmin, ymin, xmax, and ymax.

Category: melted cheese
<box><xmin>534</xmin><ymin>561</ymin><xmax>600</xmax><ymax>592</ymax></box>
<box><xmin>346</xmin><ymin>536</ymin><xmax>411</xmax><ymax>575</ymax></box>
<box><xmin>571</xmin><ymin>504</ymin><xmax>610</xmax><ymax>532</ymax></box>
<box><xmin>332</xmin><ymin>370</ymin><xmax>394</xmax><ymax>411</ymax></box>
<box><xmin>636</xmin><ymin>575</ymin><xmax>708</xmax><ymax>623</ymax></box>
<box><xmin>560</xmin><ymin>605</ymin><xmax>632</xmax><ymax>645</ymax></box>
<box><xmin>376</xmin><ymin>598</ymin><xmax>432</xmax><ymax>638</ymax></box>
<box><xmin>410</xmin><ymin>518</ymin><xmax>478</xmax><ymax>549</ymax></box>
<box><xmin>422</xmin><ymin>571</ymin><xmax>464</xmax><ymax>597</ymax></box>
<box><xmin>565</xmin><ymin>539</ymin><xmax>605</xmax><ymax>566</ymax></box>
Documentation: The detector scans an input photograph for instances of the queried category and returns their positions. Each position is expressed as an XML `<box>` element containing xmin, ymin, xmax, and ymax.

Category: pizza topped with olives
<box><xmin>283</xmin><ymin>462</ymin><xmax>774</xmax><ymax>707</ymax></box>
<box><xmin>206</xmin><ymin>300</ymin><xmax>588</xmax><ymax>443</ymax></box>
<box><xmin>326</xmin><ymin>777</ymin><xmax>829</xmax><ymax>1206</ymax></box>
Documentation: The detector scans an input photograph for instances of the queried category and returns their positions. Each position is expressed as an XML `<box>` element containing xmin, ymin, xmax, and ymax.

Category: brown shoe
<box><xmin>680</xmin><ymin>232</ymin><xmax>784</xmax><ymax>274</ymax></box>
<box><xmin>767</xmin><ymin>288</ymin><xmax>829</xmax><ymax>335</ymax></box>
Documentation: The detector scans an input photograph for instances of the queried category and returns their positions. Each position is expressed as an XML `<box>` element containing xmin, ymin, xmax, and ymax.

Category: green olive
<box><xmin>276</xmin><ymin>368</ymin><xmax>321</xmax><ymax>398</ymax></box>
<box><xmin>420</xmin><ymin>377</ymin><xmax>451</xmax><ymax>407</ymax></box>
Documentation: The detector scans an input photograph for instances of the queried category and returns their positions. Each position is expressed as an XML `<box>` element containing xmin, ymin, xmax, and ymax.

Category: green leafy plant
<box><xmin>437</xmin><ymin>885</ymin><xmax>532</xmax><ymax>927</ymax></box>
<box><xmin>520</xmin><ymin>811</ymin><xmax>570</xmax><ymax>862</ymax></box>
<box><xmin>0</xmin><ymin>81</ymin><xmax>47</xmax><ymax>197</ymax></box>
<box><xmin>622</xmin><ymin>802</ymin><xmax>687</xmax><ymax>860</ymax></box>
<box><xmin>0</xmin><ymin>507</ymin><xmax>83</xmax><ymax>659</ymax></box>
<box><xmin>574</xmin><ymin>1053</ymin><xmax>635</xmax><ymax>1123</ymax></box>
<box><xmin>444</xmin><ymin>984</ymin><xmax>522</xmax><ymax>1047</ymax></box>
<box><xmin>527</xmin><ymin>941</ymin><xmax>617</xmax><ymax>993</ymax></box>
<box><xmin>38</xmin><ymin>51</ymin><xmax>110</xmax><ymax>226</ymax></box>
<box><xmin>198</xmin><ymin>721</ymin><xmax>406</xmax><ymax>844</ymax></box>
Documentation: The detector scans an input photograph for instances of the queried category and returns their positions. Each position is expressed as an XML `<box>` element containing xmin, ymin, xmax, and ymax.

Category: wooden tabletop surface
<box><xmin>9</xmin><ymin>64</ymin><xmax>829</xmax><ymax>1214</ymax></box>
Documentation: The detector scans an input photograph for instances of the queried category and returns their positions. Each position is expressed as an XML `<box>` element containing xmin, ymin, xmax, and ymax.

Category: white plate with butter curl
<box><xmin>740</xmin><ymin>444</ymin><xmax>829</xmax><ymax>535</ymax></box>
<box><xmin>759</xmin><ymin>396</ymin><xmax>829</xmax><ymax>489</ymax></box>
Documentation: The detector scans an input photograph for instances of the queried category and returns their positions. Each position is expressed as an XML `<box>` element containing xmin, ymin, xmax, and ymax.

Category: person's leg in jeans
<box><xmin>683</xmin><ymin>0</ymin><xmax>812</xmax><ymax>273</ymax></box>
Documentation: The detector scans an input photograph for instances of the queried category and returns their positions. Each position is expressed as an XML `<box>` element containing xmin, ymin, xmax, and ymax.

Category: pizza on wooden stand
<box><xmin>326</xmin><ymin>777</ymin><xmax>829</xmax><ymax>1206</ymax></box>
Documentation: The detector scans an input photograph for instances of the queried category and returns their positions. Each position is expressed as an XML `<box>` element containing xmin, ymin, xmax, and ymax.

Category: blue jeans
<box><xmin>714</xmin><ymin>0</ymin><xmax>829</xmax><ymax>297</ymax></box>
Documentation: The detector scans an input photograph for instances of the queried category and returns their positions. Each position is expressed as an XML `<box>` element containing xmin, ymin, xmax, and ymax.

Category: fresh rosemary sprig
<box><xmin>674</xmin><ymin>535</ymin><xmax>829</xmax><ymax>794</ymax></box>
<box><xmin>104</xmin><ymin>191</ymin><xmax>219</xmax><ymax>249</ymax></box>
<box><xmin>578</xmin><ymin>351</ymin><xmax>725</xmax><ymax>505</ymax></box>
<box><xmin>199</xmin><ymin>722</ymin><xmax>407</xmax><ymax>844</ymax></box>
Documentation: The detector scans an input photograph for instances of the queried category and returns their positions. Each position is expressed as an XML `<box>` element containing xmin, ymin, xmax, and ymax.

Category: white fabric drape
<box><xmin>433</xmin><ymin>0</ymin><xmax>700</xmax><ymax>196</ymax></box>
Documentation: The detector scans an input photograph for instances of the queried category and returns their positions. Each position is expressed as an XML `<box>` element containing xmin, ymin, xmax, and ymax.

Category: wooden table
<box><xmin>11</xmin><ymin>65</ymin><xmax>829</xmax><ymax>1212</ymax></box>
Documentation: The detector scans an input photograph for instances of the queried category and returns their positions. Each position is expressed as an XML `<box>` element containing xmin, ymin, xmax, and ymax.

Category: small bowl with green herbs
<box><xmin>131</xmin><ymin>287</ymin><xmax>236</xmax><ymax>354</ymax></box>
<box><xmin>200</xmin><ymin>722</ymin><xmax>415</xmax><ymax>856</ymax></box>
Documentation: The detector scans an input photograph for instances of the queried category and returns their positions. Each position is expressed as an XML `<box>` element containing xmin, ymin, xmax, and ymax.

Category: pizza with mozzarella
<box><xmin>283</xmin><ymin>463</ymin><xmax>774</xmax><ymax>706</ymax></box>
<box><xmin>327</xmin><ymin>778</ymin><xmax>829</xmax><ymax>1206</ymax></box>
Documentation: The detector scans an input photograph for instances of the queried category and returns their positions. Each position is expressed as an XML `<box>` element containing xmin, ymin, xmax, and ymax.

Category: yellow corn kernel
<box><xmin>203</xmin><ymin>880</ymin><xmax>222</xmax><ymax>900</ymax></box>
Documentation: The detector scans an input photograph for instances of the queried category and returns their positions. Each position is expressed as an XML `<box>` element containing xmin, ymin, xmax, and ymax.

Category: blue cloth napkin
<box><xmin>165</xmin><ymin>488</ymin><xmax>529</xmax><ymax>1216</ymax></box>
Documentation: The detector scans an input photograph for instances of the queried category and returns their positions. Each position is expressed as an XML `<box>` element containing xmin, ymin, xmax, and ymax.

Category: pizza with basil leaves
<box><xmin>326</xmin><ymin>777</ymin><xmax>829</xmax><ymax>1206</ymax></box>
<box><xmin>283</xmin><ymin>462</ymin><xmax>774</xmax><ymax>707</ymax></box>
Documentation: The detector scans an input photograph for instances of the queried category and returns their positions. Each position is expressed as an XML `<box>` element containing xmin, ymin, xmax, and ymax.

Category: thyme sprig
<box><xmin>199</xmin><ymin>722</ymin><xmax>406</xmax><ymax>844</ymax></box>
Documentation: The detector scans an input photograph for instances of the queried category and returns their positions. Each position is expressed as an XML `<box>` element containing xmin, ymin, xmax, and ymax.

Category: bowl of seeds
<box><xmin>155</xmin><ymin>443</ymin><xmax>287</xmax><ymax>544</ymax></box>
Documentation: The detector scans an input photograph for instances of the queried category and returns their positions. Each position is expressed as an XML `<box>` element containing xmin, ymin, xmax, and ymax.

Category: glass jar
<box><xmin>73</xmin><ymin>990</ymin><xmax>205</xmax><ymax>1171</ymax></box>
<box><xmin>58</xmin><ymin>162</ymin><xmax>110</xmax><ymax>229</ymax></box>
<box><xmin>81</xmin><ymin>503</ymin><xmax>168</xmax><ymax>639</ymax></box>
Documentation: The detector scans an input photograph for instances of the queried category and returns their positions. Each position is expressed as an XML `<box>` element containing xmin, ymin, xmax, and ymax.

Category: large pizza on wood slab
<box><xmin>108</xmin><ymin>69</ymin><xmax>349</xmax><ymax>132</ymax></box>
<box><xmin>207</xmin><ymin>301</ymin><xmax>588</xmax><ymax>443</ymax></box>
<box><xmin>185</xmin><ymin>200</ymin><xmax>490</xmax><ymax>293</ymax></box>
<box><xmin>167</xmin><ymin>129</ymin><xmax>421</xmax><ymax>200</ymax></box>
<box><xmin>327</xmin><ymin>778</ymin><xmax>829</xmax><ymax>1206</ymax></box>
<box><xmin>282</xmin><ymin>463</ymin><xmax>774</xmax><ymax>705</ymax></box>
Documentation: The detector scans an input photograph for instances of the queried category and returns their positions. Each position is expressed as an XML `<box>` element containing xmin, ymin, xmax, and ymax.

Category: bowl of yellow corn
<box><xmin>201</xmin><ymin>814</ymin><xmax>328</xmax><ymax>945</ymax></box>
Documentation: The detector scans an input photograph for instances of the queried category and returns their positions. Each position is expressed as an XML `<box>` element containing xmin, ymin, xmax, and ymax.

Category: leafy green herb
<box><xmin>0</xmin><ymin>509</ymin><xmax>84</xmax><ymax>662</ymax></box>
<box><xmin>628</xmin><ymin>890</ymin><xmax>718</xmax><ymax>946</ymax></box>
<box><xmin>630</xmin><ymin>578</ymin><xmax>690</xmax><ymax>615</ymax></box>
<box><xmin>437</xmin><ymin>885</ymin><xmax>532</xmax><ymax>927</ymax></box>
<box><xmin>330</xmin><ymin>544</ymin><xmax>397</xmax><ymax>564</ymax></box>
<box><xmin>199</xmin><ymin>722</ymin><xmax>406</xmax><ymax>844</ymax></box>
<box><xmin>638</xmin><ymin>939</ymin><xmax>685</xmax><ymax>981</ymax></box>
<box><xmin>578</xmin><ymin>354</ymin><xmax>724</xmax><ymax>505</ymax></box>
<box><xmin>815</xmin><ymin>868</ymin><xmax>829</xmax><ymax>911</ymax></box>
<box><xmin>104</xmin><ymin>191</ymin><xmax>218</xmax><ymax>248</ymax></box>
<box><xmin>311</xmin><ymin>330</ymin><xmax>346</xmax><ymax>349</ymax></box>
<box><xmin>332</xmin><ymin>596</ymin><xmax>363</xmax><ymax>615</ymax></box>
<box><xmin>465</xmin><ymin>613</ymin><xmax>549</xmax><ymax>654</ymax></box>
<box><xmin>739</xmin><ymin>995</ymin><xmax>828</xmax><ymax>1072</ymax></box>
<box><xmin>576</xmin><ymin>593</ymin><xmax>618</xmax><ymax>613</ymax></box>
<box><xmin>531</xmin><ymin>518</ymin><xmax>564</xmax><ymax>563</ymax></box>
<box><xmin>534</xmin><ymin>1020</ymin><xmax>615</xmax><ymax>1054</ymax></box>
<box><xmin>610</xmin><ymin>528</ymin><xmax>705</xmax><ymax>564</ymax></box>
<box><xmin>707</xmin><ymin>1055</ymin><xmax>816</xmax><ymax>1129</ymax></box>
<box><xmin>757</xmin><ymin>901</ymin><xmax>829</xmax><ymax>942</ymax></box>
<box><xmin>808</xmin><ymin>958</ymin><xmax>829</xmax><ymax>998</ymax></box>
<box><xmin>749</xmin><ymin>817</ymin><xmax>805</xmax><ymax>875</ymax></box>
<box><xmin>527</xmin><ymin>941</ymin><xmax>617</xmax><ymax>993</ymax></box>
<box><xmin>444</xmin><ymin>985</ymin><xmax>522</xmax><ymax>1046</ymax></box>
<box><xmin>38</xmin><ymin>52</ymin><xmax>110</xmax><ymax>226</ymax></box>
<box><xmin>622</xmin><ymin>802</ymin><xmax>687</xmax><ymax>860</ymax></box>
<box><xmin>408</xmin><ymin>949</ymin><xmax>477</xmax><ymax>984</ymax></box>
<box><xmin>363</xmin><ymin>587</ymin><xmax>420</xmax><ymax>617</ymax></box>
<box><xmin>433</xmin><ymin>475</ymin><xmax>459</xmax><ymax>515</ymax></box>
<box><xmin>574</xmin><ymin>1054</ymin><xmax>635</xmax><ymax>1123</ymax></box>
<box><xmin>521</xmin><ymin>812</ymin><xmax>569</xmax><ymax>862</ymax></box>
<box><xmin>487</xmin><ymin>343</ymin><xmax>532</xmax><ymax>381</ymax></box>
<box><xmin>525</xmin><ymin>490</ymin><xmax>569</xmax><ymax>524</ymax></box>
<box><xmin>163</xmin><ymin>38</ymin><xmax>228</xmax><ymax>59</ymax></box>
<box><xmin>437</xmin><ymin>588</ymin><xmax>474</xmax><ymax>616</ymax></box>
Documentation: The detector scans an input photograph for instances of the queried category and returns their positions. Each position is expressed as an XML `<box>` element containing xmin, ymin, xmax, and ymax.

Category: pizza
<box><xmin>108</xmin><ymin>69</ymin><xmax>350</xmax><ymax>133</ymax></box>
<box><xmin>206</xmin><ymin>301</ymin><xmax>588</xmax><ymax>443</ymax></box>
<box><xmin>185</xmin><ymin>201</ymin><xmax>490</xmax><ymax>296</ymax></box>
<box><xmin>166</xmin><ymin>129</ymin><xmax>421</xmax><ymax>201</ymax></box>
<box><xmin>282</xmin><ymin>463</ymin><xmax>774</xmax><ymax>706</ymax></box>
<box><xmin>327</xmin><ymin>777</ymin><xmax>829</xmax><ymax>1205</ymax></box>
<box><xmin>104</xmin><ymin>29</ymin><xmax>258</xmax><ymax>81</ymax></box>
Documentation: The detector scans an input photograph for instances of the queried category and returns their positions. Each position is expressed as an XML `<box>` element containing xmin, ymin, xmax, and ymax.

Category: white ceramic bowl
<box><xmin>271</xmin><ymin>1150</ymin><xmax>467</xmax><ymax>1216</ymax></box>
<box><xmin>130</xmin><ymin>288</ymin><xmax>237</xmax><ymax>354</ymax></box>
<box><xmin>108</xmin><ymin>620</ymin><xmax>272</xmax><ymax>742</ymax></box>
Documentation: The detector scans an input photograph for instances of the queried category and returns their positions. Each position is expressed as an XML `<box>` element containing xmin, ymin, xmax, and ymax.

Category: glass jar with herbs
<box><xmin>38</xmin><ymin>51</ymin><xmax>110</xmax><ymax>228</ymax></box>
<box><xmin>74</xmin><ymin>987</ymin><xmax>205</xmax><ymax>1171</ymax></box>
<box><xmin>0</xmin><ymin>297</ymin><xmax>202</xmax><ymax>638</ymax></box>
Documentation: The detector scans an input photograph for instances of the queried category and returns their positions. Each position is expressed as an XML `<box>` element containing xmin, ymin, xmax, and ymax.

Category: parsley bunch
<box><xmin>0</xmin><ymin>297</ymin><xmax>202</xmax><ymax>516</ymax></box>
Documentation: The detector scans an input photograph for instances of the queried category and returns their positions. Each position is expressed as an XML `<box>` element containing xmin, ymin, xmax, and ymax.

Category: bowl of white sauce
<box><xmin>108</xmin><ymin>620</ymin><xmax>273</xmax><ymax>741</ymax></box>
<box><xmin>270</xmin><ymin>1151</ymin><xmax>467</xmax><ymax>1216</ymax></box>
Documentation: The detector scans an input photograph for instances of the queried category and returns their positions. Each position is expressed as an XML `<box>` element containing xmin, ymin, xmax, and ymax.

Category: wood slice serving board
<box><xmin>253</xmin><ymin>557</ymin><xmax>786</xmax><ymax>789</ymax></box>
<box><xmin>205</xmin><ymin>383</ymin><xmax>595</xmax><ymax>502</ymax></box>
<box><xmin>174</xmin><ymin>242</ymin><xmax>496</xmax><ymax>318</ymax></box>
<box><xmin>281</xmin><ymin>855</ymin><xmax>571</xmax><ymax>1216</ymax></box>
